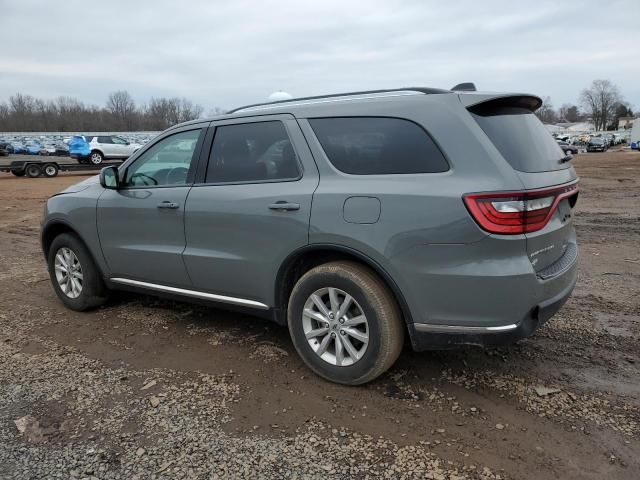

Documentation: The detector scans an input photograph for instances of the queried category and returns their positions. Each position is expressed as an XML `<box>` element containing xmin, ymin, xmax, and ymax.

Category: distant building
<box><xmin>618</xmin><ymin>117</ymin><xmax>635</xmax><ymax>130</ymax></box>
<box><xmin>631</xmin><ymin>120</ymin><xmax>640</xmax><ymax>143</ymax></box>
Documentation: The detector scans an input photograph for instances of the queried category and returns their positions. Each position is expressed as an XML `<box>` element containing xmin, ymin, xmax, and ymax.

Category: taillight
<box><xmin>463</xmin><ymin>181</ymin><xmax>578</xmax><ymax>234</ymax></box>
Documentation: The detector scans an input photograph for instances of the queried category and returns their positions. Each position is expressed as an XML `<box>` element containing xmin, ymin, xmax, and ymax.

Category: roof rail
<box><xmin>228</xmin><ymin>87</ymin><xmax>450</xmax><ymax>114</ymax></box>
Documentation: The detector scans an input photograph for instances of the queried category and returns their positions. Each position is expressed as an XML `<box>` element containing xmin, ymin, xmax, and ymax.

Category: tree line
<box><xmin>0</xmin><ymin>90</ymin><xmax>214</xmax><ymax>132</ymax></box>
<box><xmin>534</xmin><ymin>79</ymin><xmax>633</xmax><ymax>131</ymax></box>
<box><xmin>0</xmin><ymin>80</ymin><xmax>634</xmax><ymax>132</ymax></box>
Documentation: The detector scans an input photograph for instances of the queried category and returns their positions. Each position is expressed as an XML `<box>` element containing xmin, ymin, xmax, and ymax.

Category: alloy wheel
<box><xmin>302</xmin><ymin>287</ymin><xmax>369</xmax><ymax>366</ymax></box>
<box><xmin>54</xmin><ymin>247</ymin><xmax>83</xmax><ymax>298</ymax></box>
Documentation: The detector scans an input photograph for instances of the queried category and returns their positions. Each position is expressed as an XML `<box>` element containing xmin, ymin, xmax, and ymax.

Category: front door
<box><xmin>183</xmin><ymin>116</ymin><xmax>319</xmax><ymax>306</ymax></box>
<box><xmin>97</xmin><ymin>127</ymin><xmax>205</xmax><ymax>287</ymax></box>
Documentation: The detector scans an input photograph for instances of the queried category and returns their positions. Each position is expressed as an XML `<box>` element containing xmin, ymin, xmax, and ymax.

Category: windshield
<box><xmin>470</xmin><ymin>106</ymin><xmax>569</xmax><ymax>173</ymax></box>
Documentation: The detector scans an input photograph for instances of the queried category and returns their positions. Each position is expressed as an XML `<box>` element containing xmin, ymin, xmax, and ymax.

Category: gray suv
<box><xmin>41</xmin><ymin>87</ymin><xmax>579</xmax><ymax>385</ymax></box>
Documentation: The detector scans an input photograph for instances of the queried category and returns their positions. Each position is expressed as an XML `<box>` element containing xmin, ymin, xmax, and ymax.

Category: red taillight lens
<box><xmin>463</xmin><ymin>182</ymin><xmax>579</xmax><ymax>234</ymax></box>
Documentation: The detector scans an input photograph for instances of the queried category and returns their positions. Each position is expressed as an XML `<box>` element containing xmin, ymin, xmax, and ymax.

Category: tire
<box><xmin>25</xmin><ymin>164</ymin><xmax>42</xmax><ymax>178</ymax></box>
<box><xmin>287</xmin><ymin>261</ymin><xmax>404</xmax><ymax>385</ymax></box>
<box><xmin>89</xmin><ymin>151</ymin><xmax>104</xmax><ymax>165</ymax></box>
<box><xmin>47</xmin><ymin>233</ymin><xmax>107</xmax><ymax>311</ymax></box>
<box><xmin>11</xmin><ymin>170</ymin><xmax>25</xmax><ymax>177</ymax></box>
<box><xmin>43</xmin><ymin>163</ymin><xmax>59</xmax><ymax>177</ymax></box>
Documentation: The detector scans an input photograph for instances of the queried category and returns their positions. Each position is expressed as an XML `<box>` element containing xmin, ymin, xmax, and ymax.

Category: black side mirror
<box><xmin>100</xmin><ymin>165</ymin><xmax>120</xmax><ymax>189</ymax></box>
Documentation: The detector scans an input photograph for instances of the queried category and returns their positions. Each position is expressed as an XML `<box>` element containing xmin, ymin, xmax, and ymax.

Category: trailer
<box><xmin>0</xmin><ymin>158</ymin><xmax>122</xmax><ymax>178</ymax></box>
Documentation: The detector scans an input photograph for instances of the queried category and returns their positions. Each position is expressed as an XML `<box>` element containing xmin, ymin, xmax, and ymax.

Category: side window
<box><xmin>97</xmin><ymin>136</ymin><xmax>113</xmax><ymax>144</ymax></box>
<box><xmin>309</xmin><ymin>117</ymin><xmax>449</xmax><ymax>175</ymax></box>
<box><xmin>112</xmin><ymin>136</ymin><xmax>128</xmax><ymax>145</ymax></box>
<box><xmin>123</xmin><ymin>129</ymin><xmax>202</xmax><ymax>187</ymax></box>
<box><xmin>206</xmin><ymin>121</ymin><xmax>300</xmax><ymax>183</ymax></box>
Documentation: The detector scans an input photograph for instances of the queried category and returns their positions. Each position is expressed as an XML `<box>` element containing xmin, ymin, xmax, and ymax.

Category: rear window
<box><xmin>470</xmin><ymin>107</ymin><xmax>568</xmax><ymax>173</ymax></box>
<box><xmin>309</xmin><ymin>117</ymin><xmax>449</xmax><ymax>175</ymax></box>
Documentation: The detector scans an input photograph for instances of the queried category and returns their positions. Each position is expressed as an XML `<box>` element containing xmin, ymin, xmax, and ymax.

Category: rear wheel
<box><xmin>287</xmin><ymin>261</ymin><xmax>404</xmax><ymax>385</ymax></box>
<box><xmin>47</xmin><ymin>233</ymin><xmax>107</xmax><ymax>311</ymax></box>
<box><xmin>25</xmin><ymin>164</ymin><xmax>42</xmax><ymax>178</ymax></box>
<box><xmin>90</xmin><ymin>151</ymin><xmax>103</xmax><ymax>165</ymax></box>
<box><xmin>43</xmin><ymin>163</ymin><xmax>59</xmax><ymax>177</ymax></box>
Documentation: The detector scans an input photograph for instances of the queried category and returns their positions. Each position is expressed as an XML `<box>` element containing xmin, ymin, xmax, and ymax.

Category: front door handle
<box><xmin>268</xmin><ymin>201</ymin><xmax>300</xmax><ymax>211</ymax></box>
<box><xmin>157</xmin><ymin>201</ymin><xmax>180</xmax><ymax>209</ymax></box>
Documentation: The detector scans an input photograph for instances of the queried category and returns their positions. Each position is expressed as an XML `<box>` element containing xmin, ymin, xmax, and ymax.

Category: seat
<box><xmin>218</xmin><ymin>138</ymin><xmax>267</xmax><ymax>182</ymax></box>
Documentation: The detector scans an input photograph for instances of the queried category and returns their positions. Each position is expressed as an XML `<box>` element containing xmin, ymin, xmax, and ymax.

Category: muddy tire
<box><xmin>287</xmin><ymin>261</ymin><xmax>404</xmax><ymax>385</ymax></box>
<box><xmin>47</xmin><ymin>233</ymin><xmax>108</xmax><ymax>311</ymax></box>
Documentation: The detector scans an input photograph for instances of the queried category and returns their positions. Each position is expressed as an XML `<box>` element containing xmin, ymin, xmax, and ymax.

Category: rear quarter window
<box><xmin>309</xmin><ymin>117</ymin><xmax>449</xmax><ymax>175</ymax></box>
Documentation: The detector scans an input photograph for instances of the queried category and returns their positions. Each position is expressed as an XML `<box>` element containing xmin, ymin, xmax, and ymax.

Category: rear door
<box><xmin>183</xmin><ymin>115</ymin><xmax>319</xmax><ymax>307</ymax></box>
<box><xmin>468</xmin><ymin>97</ymin><xmax>578</xmax><ymax>273</ymax></box>
<box><xmin>97</xmin><ymin>126</ymin><xmax>206</xmax><ymax>286</ymax></box>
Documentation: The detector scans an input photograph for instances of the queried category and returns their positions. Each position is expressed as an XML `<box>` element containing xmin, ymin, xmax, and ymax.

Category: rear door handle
<box><xmin>268</xmin><ymin>201</ymin><xmax>300</xmax><ymax>211</ymax></box>
<box><xmin>157</xmin><ymin>201</ymin><xmax>180</xmax><ymax>209</ymax></box>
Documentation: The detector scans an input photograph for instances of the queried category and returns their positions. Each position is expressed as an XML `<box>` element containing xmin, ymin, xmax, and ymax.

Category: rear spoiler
<box><xmin>458</xmin><ymin>93</ymin><xmax>543</xmax><ymax>113</ymax></box>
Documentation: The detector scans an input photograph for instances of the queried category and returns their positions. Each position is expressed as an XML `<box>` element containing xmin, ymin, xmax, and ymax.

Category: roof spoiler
<box><xmin>451</xmin><ymin>82</ymin><xmax>477</xmax><ymax>92</ymax></box>
<box><xmin>465</xmin><ymin>95</ymin><xmax>543</xmax><ymax>113</ymax></box>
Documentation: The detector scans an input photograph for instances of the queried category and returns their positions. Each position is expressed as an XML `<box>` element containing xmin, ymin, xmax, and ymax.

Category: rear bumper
<box><xmin>407</xmin><ymin>263</ymin><xmax>577</xmax><ymax>350</ymax></box>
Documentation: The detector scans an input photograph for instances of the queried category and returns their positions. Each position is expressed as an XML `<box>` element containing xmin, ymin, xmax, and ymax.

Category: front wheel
<box><xmin>47</xmin><ymin>233</ymin><xmax>107</xmax><ymax>311</ymax></box>
<box><xmin>89</xmin><ymin>151</ymin><xmax>104</xmax><ymax>165</ymax></box>
<box><xmin>287</xmin><ymin>261</ymin><xmax>404</xmax><ymax>385</ymax></box>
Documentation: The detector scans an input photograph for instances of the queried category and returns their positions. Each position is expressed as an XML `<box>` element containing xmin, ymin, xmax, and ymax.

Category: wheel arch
<box><xmin>274</xmin><ymin>244</ymin><xmax>413</xmax><ymax>327</ymax></box>
<box><xmin>41</xmin><ymin>220</ymin><xmax>82</xmax><ymax>259</ymax></box>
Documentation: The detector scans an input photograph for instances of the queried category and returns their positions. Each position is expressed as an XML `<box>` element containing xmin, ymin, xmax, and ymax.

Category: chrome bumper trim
<box><xmin>413</xmin><ymin>323</ymin><xmax>519</xmax><ymax>334</ymax></box>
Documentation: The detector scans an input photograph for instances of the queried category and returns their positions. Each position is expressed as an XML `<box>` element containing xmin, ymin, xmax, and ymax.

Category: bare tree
<box><xmin>580</xmin><ymin>80</ymin><xmax>621</xmax><ymax>131</ymax></box>
<box><xmin>106</xmin><ymin>90</ymin><xmax>136</xmax><ymax>129</ymax></box>
<box><xmin>535</xmin><ymin>96</ymin><xmax>557</xmax><ymax>124</ymax></box>
<box><xmin>0</xmin><ymin>91</ymin><xmax>209</xmax><ymax>132</ymax></box>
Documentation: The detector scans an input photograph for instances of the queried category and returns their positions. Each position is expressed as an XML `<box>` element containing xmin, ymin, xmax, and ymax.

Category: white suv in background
<box><xmin>85</xmin><ymin>135</ymin><xmax>141</xmax><ymax>164</ymax></box>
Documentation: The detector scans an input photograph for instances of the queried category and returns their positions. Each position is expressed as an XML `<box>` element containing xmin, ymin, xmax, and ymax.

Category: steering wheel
<box><xmin>129</xmin><ymin>172</ymin><xmax>158</xmax><ymax>186</ymax></box>
<box><xmin>166</xmin><ymin>167</ymin><xmax>189</xmax><ymax>185</ymax></box>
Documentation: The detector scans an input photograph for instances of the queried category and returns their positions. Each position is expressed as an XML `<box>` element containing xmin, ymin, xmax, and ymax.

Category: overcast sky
<box><xmin>2</xmin><ymin>0</ymin><xmax>639</xmax><ymax>113</ymax></box>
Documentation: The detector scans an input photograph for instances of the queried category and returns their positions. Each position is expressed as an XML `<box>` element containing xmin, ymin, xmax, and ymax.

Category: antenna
<box><xmin>451</xmin><ymin>82</ymin><xmax>477</xmax><ymax>92</ymax></box>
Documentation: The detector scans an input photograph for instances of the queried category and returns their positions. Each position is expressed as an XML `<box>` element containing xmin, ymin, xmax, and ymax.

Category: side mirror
<box><xmin>100</xmin><ymin>165</ymin><xmax>120</xmax><ymax>189</ymax></box>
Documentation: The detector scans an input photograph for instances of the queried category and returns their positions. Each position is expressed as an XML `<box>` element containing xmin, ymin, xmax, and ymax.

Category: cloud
<box><xmin>1</xmin><ymin>0</ymin><xmax>639</xmax><ymax>111</ymax></box>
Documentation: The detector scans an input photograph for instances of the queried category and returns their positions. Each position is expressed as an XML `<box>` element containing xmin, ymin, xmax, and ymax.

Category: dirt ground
<box><xmin>0</xmin><ymin>151</ymin><xmax>638</xmax><ymax>479</ymax></box>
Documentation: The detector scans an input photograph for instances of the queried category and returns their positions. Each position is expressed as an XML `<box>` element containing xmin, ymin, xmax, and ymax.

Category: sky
<box><xmin>1</xmin><ymin>0</ymin><xmax>639</xmax><ymax>113</ymax></box>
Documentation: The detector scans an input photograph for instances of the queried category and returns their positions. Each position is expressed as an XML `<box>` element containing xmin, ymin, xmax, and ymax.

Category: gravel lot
<box><xmin>0</xmin><ymin>151</ymin><xmax>638</xmax><ymax>479</ymax></box>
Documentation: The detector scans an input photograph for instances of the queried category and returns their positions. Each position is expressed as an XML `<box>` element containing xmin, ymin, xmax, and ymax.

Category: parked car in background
<box><xmin>9</xmin><ymin>142</ymin><xmax>25</xmax><ymax>154</ymax></box>
<box><xmin>55</xmin><ymin>143</ymin><xmax>70</xmax><ymax>156</ymax></box>
<box><xmin>587</xmin><ymin>137</ymin><xmax>608</xmax><ymax>152</ymax></box>
<box><xmin>0</xmin><ymin>140</ymin><xmax>11</xmax><ymax>156</ymax></box>
<box><xmin>39</xmin><ymin>144</ymin><xmax>57</xmax><ymax>156</ymax></box>
<box><xmin>42</xmin><ymin>86</ymin><xmax>579</xmax><ymax>385</ymax></box>
<box><xmin>25</xmin><ymin>141</ymin><xmax>43</xmax><ymax>155</ymax></box>
<box><xmin>83</xmin><ymin>135</ymin><xmax>141</xmax><ymax>164</ymax></box>
<box><xmin>557</xmin><ymin>141</ymin><xmax>579</xmax><ymax>155</ymax></box>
